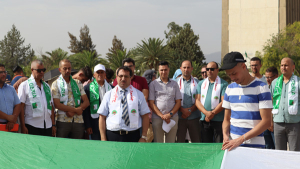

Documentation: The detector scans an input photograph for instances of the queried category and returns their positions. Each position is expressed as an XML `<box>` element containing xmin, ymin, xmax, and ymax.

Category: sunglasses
<box><xmin>33</xmin><ymin>68</ymin><xmax>46</xmax><ymax>73</ymax></box>
<box><xmin>201</xmin><ymin>71</ymin><xmax>207</xmax><ymax>74</ymax></box>
<box><xmin>206</xmin><ymin>68</ymin><xmax>216</xmax><ymax>71</ymax></box>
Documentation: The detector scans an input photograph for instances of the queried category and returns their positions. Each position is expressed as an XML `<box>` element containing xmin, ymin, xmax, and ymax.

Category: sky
<box><xmin>0</xmin><ymin>0</ymin><xmax>222</xmax><ymax>63</ymax></box>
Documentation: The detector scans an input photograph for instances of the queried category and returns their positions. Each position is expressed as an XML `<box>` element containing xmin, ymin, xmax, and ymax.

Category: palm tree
<box><xmin>106</xmin><ymin>49</ymin><xmax>134</xmax><ymax>71</ymax></box>
<box><xmin>69</xmin><ymin>50</ymin><xmax>107</xmax><ymax>72</ymax></box>
<box><xmin>42</xmin><ymin>48</ymin><xmax>69</xmax><ymax>71</ymax></box>
<box><xmin>135</xmin><ymin>38</ymin><xmax>170</xmax><ymax>72</ymax></box>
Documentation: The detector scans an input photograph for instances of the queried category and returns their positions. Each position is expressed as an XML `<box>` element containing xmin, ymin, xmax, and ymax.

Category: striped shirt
<box><xmin>222</xmin><ymin>79</ymin><xmax>272</xmax><ymax>148</ymax></box>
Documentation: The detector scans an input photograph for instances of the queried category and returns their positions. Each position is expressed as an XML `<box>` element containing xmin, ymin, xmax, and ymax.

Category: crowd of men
<box><xmin>0</xmin><ymin>51</ymin><xmax>299</xmax><ymax>151</ymax></box>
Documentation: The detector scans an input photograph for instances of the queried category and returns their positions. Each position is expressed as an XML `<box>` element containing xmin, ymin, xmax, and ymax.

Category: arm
<box><xmin>149</xmin><ymin>100</ymin><xmax>164</xmax><ymax>118</ymax></box>
<box><xmin>195</xmin><ymin>94</ymin><xmax>213</xmax><ymax>119</ymax></box>
<box><xmin>0</xmin><ymin>110</ymin><xmax>17</xmax><ymax>123</ymax></box>
<box><xmin>99</xmin><ymin>115</ymin><xmax>107</xmax><ymax>141</ymax></box>
<box><xmin>51</xmin><ymin>104</ymin><xmax>56</xmax><ymax>136</ymax></box>
<box><xmin>53</xmin><ymin>98</ymin><xmax>81</xmax><ymax>114</ymax></box>
<box><xmin>139</xmin><ymin>113</ymin><xmax>150</xmax><ymax>142</ymax></box>
<box><xmin>19</xmin><ymin>103</ymin><xmax>28</xmax><ymax>134</ymax></box>
<box><xmin>222</xmin><ymin>108</ymin><xmax>231</xmax><ymax>143</ymax></box>
<box><xmin>75</xmin><ymin>94</ymin><xmax>90</xmax><ymax>115</ymax></box>
<box><xmin>142</xmin><ymin>89</ymin><xmax>149</xmax><ymax>103</ymax></box>
<box><xmin>222</xmin><ymin>108</ymin><xmax>272</xmax><ymax>151</ymax></box>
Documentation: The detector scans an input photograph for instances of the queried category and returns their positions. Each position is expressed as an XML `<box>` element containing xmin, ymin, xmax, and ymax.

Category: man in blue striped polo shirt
<box><xmin>220</xmin><ymin>52</ymin><xmax>273</xmax><ymax>151</ymax></box>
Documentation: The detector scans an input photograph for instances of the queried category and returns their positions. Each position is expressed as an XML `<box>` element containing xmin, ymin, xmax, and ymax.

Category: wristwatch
<box><xmin>141</xmin><ymin>135</ymin><xmax>147</xmax><ymax>140</ymax></box>
<box><xmin>188</xmin><ymin>109</ymin><xmax>191</xmax><ymax>112</ymax></box>
<box><xmin>170</xmin><ymin>111</ymin><xmax>173</xmax><ymax>117</ymax></box>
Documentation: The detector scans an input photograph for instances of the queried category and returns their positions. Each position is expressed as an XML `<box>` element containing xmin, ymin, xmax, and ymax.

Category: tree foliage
<box><xmin>0</xmin><ymin>24</ymin><xmax>35</xmax><ymax>75</ymax></box>
<box><xmin>164</xmin><ymin>22</ymin><xmax>182</xmax><ymax>43</ymax></box>
<box><xmin>68</xmin><ymin>24</ymin><xmax>97</xmax><ymax>56</ymax></box>
<box><xmin>259</xmin><ymin>21</ymin><xmax>300</xmax><ymax>76</ymax></box>
<box><xmin>135</xmin><ymin>38</ymin><xmax>170</xmax><ymax>72</ymax></box>
<box><xmin>106</xmin><ymin>35</ymin><xmax>124</xmax><ymax>58</ymax></box>
<box><xmin>166</xmin><ymin>22</ymin><xmax>205</xmax><ymax>77</ymax></box>
<box><xmin>42</xmin><ymin>48</ymin><xmax>69</xmax><ymax>71</ymax></box>
<box><xmin>106</xmin><ymin>49</ymin><xmax>134</xmax><ymax>72</ymax></box>
<box><xmin>69</xmin><ymin>50</ymin><xmax>105</xmax><ymax>72</ymax></box>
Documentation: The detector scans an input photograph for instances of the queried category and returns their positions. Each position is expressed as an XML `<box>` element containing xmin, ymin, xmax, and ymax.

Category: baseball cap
<box><xmin>94</xmin><ymin>64</ymin><xmax>106</xmax><ymax>73</ymax></box>
<box><xmin>220</xmin><ymin>52</ymin><xmax>246</xmax><ymax>70</ymax></box>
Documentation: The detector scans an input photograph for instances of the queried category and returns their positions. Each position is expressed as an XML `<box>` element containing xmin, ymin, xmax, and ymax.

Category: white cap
<box><xmin>94</xmin><ymin>64</ymin><xmax>106</xmax><ymax>73</ymax></box>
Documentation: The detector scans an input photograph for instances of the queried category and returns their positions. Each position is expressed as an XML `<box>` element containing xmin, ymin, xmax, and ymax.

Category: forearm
<box><xmin>99</xmin><ymin>115</ymin><xmax>107</xmax><ymax>140</ymax></box>
<box><xmin>54</xmin><ymin>101</ymin><xmax>76</xmax><ymax>113</ymax></box>
<box><xmin>243</xmin><ymin>118</ymin><xmax>271</xmax><ymax>141</ymax></box>
<box><xmin>142</xmin><ymin>89</ymin><xmax>149</xmax><ymax>103</ymax></box>
<box><xmin>19</xmin><ymin>104</ymin><xmax>25</xmax><ymax>127</ymax></box>
<box><xmin>213</xmin><ymin>102</ymin><xmax>224</xmax><ymax>114</ymax></box>
<box><xmin>222</xmin><ymin>118</ymin><xmax>230</xmax><ymax>138</ymax></box>
<box><xmin>12</xmin><ymin>104</ymin><xmax>21</xmax><ymax>120</ymax></box>
<box><xmin>141</xmin><ymin>113</ymin><xmax>150</xmax><ymax>136</ymax></box>
<box><xmin>170</xmin><ymin>100</ymin><xmax>181</xmax><ymax>115</ymax></box>
<box><xmin>51</xmin><ymin>108</ymin><xmax>55</xmax><ymax>125</ymax></box>
<box><xmin>0</xmin><ymin>111</ymin><xmax>10</xmax><ymax>120</ymax></box>
<box><xmin>149</xmin><ymin>101</ymin><xmax>163</xmax><ymax>118</ymax></box>
<box><xmin>195</xmin><ymin>99</ymin><xmax>208</xmax><ymax>116</ymax></box>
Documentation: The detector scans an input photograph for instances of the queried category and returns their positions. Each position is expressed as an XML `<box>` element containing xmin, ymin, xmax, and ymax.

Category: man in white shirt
<box><xmin>18</xmin><ymin>60</ymin><xmax>56</xmax><ymax>136</ymax></box>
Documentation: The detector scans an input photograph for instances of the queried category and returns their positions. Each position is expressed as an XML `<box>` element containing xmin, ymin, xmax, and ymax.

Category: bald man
<box><xmin>18</xmin><ymin>60</ymin><xmax>56</xmax><ymax>136</ymax></box>
<box><xmin>270</xmin><ymin>57</ymin><xmax>300</xmax><ymax>151</ymax></box>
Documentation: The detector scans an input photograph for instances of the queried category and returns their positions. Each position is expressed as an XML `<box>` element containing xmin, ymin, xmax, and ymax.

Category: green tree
<box><xmin>0</xmin><ymin>24</ymin><xmax>35</xmax><ymax>75</ymax></box>
<box><xmin>68</xmin><ymin>24</ymin><xmax>97</xmax><ymax>56</ymax></box>
<box><xmin>69</xmin><ymin>50</ymin><xmax>106</xmax><ymax>72</ymax></box>
<box><xmin>106</xmin><ymin>49</ymin><xmax>134</xmax><ymax>73</ymax></box>
<box><xmin>135</xmin><ymin>38</ymin><xmax>170</xmax><ymax>72</ymax></box>
<box><xmin>259</xmin><ymin>21</ymin><xmax>300</xmax><ymax>76</ymax></box>
<box><xmin>164</xmin><ymin>22</ymin><xmax>183</xmax><ymax>43</ymax></box>
<box><xmin>42</xmin><ymin>48</ymin><xmax>69</xmax><ymax>71</ymax></box>
<box><xmin>106</xmin><ymin>35</ymin><xmax>124</xmax><ymax>58</ymax></box>
<box><xmin>166</xmin><ymin>22</ymin><xmax>206</xmax><ymax>77</ymax></box>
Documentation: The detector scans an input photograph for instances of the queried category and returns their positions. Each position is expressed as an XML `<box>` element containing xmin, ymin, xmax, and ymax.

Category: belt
<box><xmin>111</xmin><ymin>130</ymin><xmax>138</xmax><ymax>135</ymax></box>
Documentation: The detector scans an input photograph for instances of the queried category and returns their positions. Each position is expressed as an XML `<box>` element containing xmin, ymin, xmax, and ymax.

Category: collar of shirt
<box><xmin>119</xmin><ymin>86</ymin><xmax>131</xmax><ymax>94</ymax></box>
<box><xmin>157</xmin><ymin>77</ymin><xmax>171</xmax><ymax>83</ymax></box>
<box><xmin>0</xmin><ymin>83</ymin><xmax>7</xmax><ymax>89</ymax></box>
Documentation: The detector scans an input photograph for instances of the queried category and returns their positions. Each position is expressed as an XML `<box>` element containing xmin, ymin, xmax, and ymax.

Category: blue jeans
<box><xmin>263</xmin><ymin>129</ymin><xmax>275</xmax><ymax>149</ymax></box>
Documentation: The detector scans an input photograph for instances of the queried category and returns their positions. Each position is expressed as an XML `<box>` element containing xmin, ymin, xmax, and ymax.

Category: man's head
<box><xmin>220</xmin><ymin>52</ymin><xmax>248</xmax><ymax>84</ymax></box>
<box><xmin>250</xmin><ymin>57</ymin><xmax>262</xmax><ymax>75</ymax></box>
<box><xmin>77</xmin><ymin>66</ymin><xmax>93</xmax><ymax>83</ymax></box>
<box><xmin>94</xmin><ymin>64</ymin><xmax>106</xmax><ymax>84</ymax></box>
<box><xmin>105</xmin><ymin>68</ymin><xmax>114</xmax><ymax>83</ymax></box>
<box><xmin>31</xmin><ymin>60</ymin><xmax>46</xmax><ymax>81</ymax></box>
<box><xmin>265</xmin><ymin>67</ymin><xmax>278</xmax><ymax>85</ymax></box>
<box><xmin>59</xmin><ymin>59</ymin><xmax>72</xmax><ymax>79</ymax></box>
<box><xmin>117</xmin><ymin>66</ymin><xmax>133</xmax><ymax>89</ymax></box>
<box><xmin>0</xmin><ymin>64</ymin><xmax>7</xmax><ymax>84</ymax></box>
<box><xmin>158</xmin><ymin>61</ymin><xmax>170</xmax><ymax>80</ymax></box>
<box><xmin>180</xmin><ymin>60</ymin><xmax>193</xmax><ymax>79</ymax></box>
<box><xmin>122</xmin><ymin>58</ymin><xmax>135</xmax><ymax>75</ymax></box>
<box><xmin>207</xmin><ymin>62</ymin><xmax>219</xmax><ymax>80</ymax></box>
<box><xmin>280</xmin><ymin>57</ymin><xmax>295</xmax><ymax>77</ymax></box>
<box><xmin>201</xmin><ymin>65</ymin><xmax>207</xmax><ymax>79</ymax></box>
<box><xmin>13</xmin><ymin>65</ymin><xmax>24</xmax><ymax>76</ymax></box>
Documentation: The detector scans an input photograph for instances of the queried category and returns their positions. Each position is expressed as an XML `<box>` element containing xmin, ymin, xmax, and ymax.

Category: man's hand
<box><xmin>75</xmin><ymin>107</ymin><xmax>83</xmax><ymax>115</ymax></box>
<box><xmin>6</xmin><ymin>122</ymin><xmax>15</xmax><ymax>131</ymax></box>
<box><xmin>66</xmin><ymin>111</ymin><xmax>75</xmax><ymax>117</ymax></box>
<box><xmin>268</xmin><ymin>122</ymin><xmax>274</xmax><ymax>132</ymax></box>
<box><xmin>7</xmin><ymin>114</ymin><xmax>17</xmax><ymax>123</ymax></box>
<box><xmin>181</xmin><ymin>108</ymin><xmax>191</xmax><ymax>119</ymax></box>
<box><xmin>206</xmin><ymin>111</ymin><xmax>215</xmax><ymax>120</ymax></box>
<box><xmin>86</xmin><ymin>127</ymin><xmax>93</xmax><ymax>135</ymax></box>
<box><xmin>222</xmin><ymin>136</ymin><xmax>244</xmax><ymax>151</ymax></box>
<box><xmin>223</xmin><ymin>135</ymin><xmax>230</xmax><ymax>144</ymax></box>
<box><xmin>21</xmin><ymin>125</ymin><xmax>28</xmax><ymax>134</ymax></box>
<box><xmin>52</xmin><ymin>126</ymin><xmax>56</xmax><ymax>136</ymax></box>
<box><xmin>205</xmin><ymin>117</ymin><xmax>210</xmax><ymax>122</ymax></box>
<box><xmin>101</xmin><ymin>138</ymin><xmax>107</xmax><ymax>141</ymax></box>
<box><xmin>165</xmin><ymin>118</ymin><xmax>171</xmax><ymax>124</ymax></box>
<box><xmin>161</xmin><ymin>114</ymin><xmax>171</xmax><ymax>120</ymax></box>
<box><xmin>138</xmin><ymin>138</ymin><xmax>147</xmax><ymax>142</ymax></box>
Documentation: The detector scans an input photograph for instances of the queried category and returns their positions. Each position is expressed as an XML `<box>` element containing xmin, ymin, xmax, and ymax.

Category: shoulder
<box><xmin>249</xmin><ymin>79</ymin><xmax>268</xmax><ymax>88</ymax></box>
<box><xmin>74</xmin><ymin>79</ymin><xmax>82</xmax><ymax>85</ymax></box>
<box><xmin>84</xmin><ymin>83</ymin><xmax>91</xmax><ymax>91</ymax></box>
<box><xmin>51</xmin><ymin>79</ymin><xmax>58</xmax><ymax>86</ymax></box>
<box><xmin>6</xmin><ymin>84</ymin><xmax>17</xmax><ymax>91</ymax></box>
<box><xmin>227</xmin><ymin>82</ymin><xmax>239</xmax><ymax>89</ymax></box>
<box><xmin>197</xmin><ymin>79</ymin><xmax>205</xmax><ymax>85</ymax></box>
<box><xmin>135</xmin><ymin>89</ymin><xmax>145</xmax><ymax>99</ymax></box>
<box><xmin>19</xmin><ymin>80</ymin><xmax>28</xmax><ymax>88</ymax></box>
<box><xmin>220</xmin><ymin>78</ymin><xmax>229</xmax><ymax>85</ymax></box>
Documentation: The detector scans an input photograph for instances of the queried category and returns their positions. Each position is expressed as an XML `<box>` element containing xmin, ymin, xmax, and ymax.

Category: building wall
<box><xmin>228</xmin><ymin>0</ymin><xmax>279</xmax><ymax>63</ymax></box>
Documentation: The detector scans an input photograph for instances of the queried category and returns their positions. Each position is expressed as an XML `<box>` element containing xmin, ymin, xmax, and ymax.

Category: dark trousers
<box><xmin>56</xmin><ymin>121</ymin><xmax>85</xmax><ymax>139</ymax></box>
<box><xmin>90</xmin><ymin>118</ymin><xmax>101</xmax><ymax>140</ymax></box>
<box><xmin>177</xmin><ymin>118</ymin><xmax>201</xmax><ymax>143</ymax></box>
<box><xmin>263</xmin><ymin>129</ymin><xmax>275</xmax><ymax>149</ymax></box>
<box><xmin>25</xmin><ymin>123</ymin><xmax>52</xmax><ymax>137</ymax></box>
<box><xmin>200</xmin><ymin>120</ymin><xmax>223</xmax><ymax>143</ymax></box>
<box><xmin>106</xmin><ymin>129</ymin><xmax>140</xmax><ymax>142</ymax></box>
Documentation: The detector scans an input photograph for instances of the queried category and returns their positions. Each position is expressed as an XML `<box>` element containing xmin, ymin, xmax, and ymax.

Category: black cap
<box><xmin>13</xmin><ymin>65</ymin><xmax>22</xmax><ymax>73</ymax></box>
<box><xmin>220</xmin><ymin>52</ymin><xmax>246</xmax><ymax>70</ymax></box>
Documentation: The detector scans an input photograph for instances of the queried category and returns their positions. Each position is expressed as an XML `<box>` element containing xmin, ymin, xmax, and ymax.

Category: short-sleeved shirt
<box><xmin>222</xmin><ymin>79</ymin><xmax>272</xmax><ymax>148</ymax></box>
<box><xmin>51</xmin><ymin>78</ymin><xmax>86</xmax><ymax>123</ymax></box>
<box><xmin>97</xmin><ymin>86</ymin><xmax>150</xmax><ymax>131</ymax></box>
<box><xmin>11</xmin><ymin>75</ymin><xmax>23</xmax><ymax>86</ymax></box>
<box><xmin>175</xmin><ymin>78</ymin><xmax>201</xmax><ymax>120</ymax></box>
<box><xmin>270</xmin><ymin>76</ymin><xmax>300</xmax><ymax>123</ymax></box>
<box><xmin>196</xmin><ymin>78</ymin><xmax>228</xmax><ymax>121</ymax></box>
<box><xmin>148</xmin><ymin>78</ymin><xmax>182</xmax><ymax>119</ymax></box>
<box><xmin>113</xmin><ymin>75</ymin><xmax>149</xmax><ymax>92</ymax></box>
<box><xmin>0</xmin><ymin>83</ymin><xmax>21</xmax><ymax>123</ymax></box>
<box><xmin>259</xmin><ymin>76</ymin><xmax>267</xmax><ymax>84</ymax></box>
<box><xmin>18</xmin><ymin>80</ymin><xmax>54</xmax><ymax>128</ymax></box>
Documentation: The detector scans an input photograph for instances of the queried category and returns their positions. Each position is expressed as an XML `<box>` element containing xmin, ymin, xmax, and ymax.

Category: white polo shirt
<box><xmin>18</xmin><ymin>80</ymin><xmax>53</xmax><ymax>129</ymax></box>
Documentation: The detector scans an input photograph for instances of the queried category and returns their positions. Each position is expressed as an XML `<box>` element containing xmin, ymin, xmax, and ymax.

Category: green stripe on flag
<box><xmin>0</xmin><ymin>132</ymin><xmax>224</xmax><ymax>168</ymax></box>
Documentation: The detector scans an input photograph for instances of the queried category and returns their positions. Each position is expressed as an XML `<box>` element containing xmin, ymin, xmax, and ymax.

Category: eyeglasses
<box><xmin>125</xmin><ymin>65</ymin><xmax>134</xmax><ymax>68</ymax></box>
<box><xmin>0</xmin><ymin>71</ymin><xmax>7</xmax><ymax>74</ymax></box>
<box><xmin>201</xmin><ymin>71</ymin><xmax>207</xmax><ymax>74</ymax></box>
<box><xmin>265</xmin><ymin>75</ymin><xmax>275</xmax><ymax>79</ymax></box>
<box><xmin>206</xmin><ymin>68</ymin><xmax>216</xmax><ymax>71</ymax></box>
<box><xmin>118</xmin><ymin>75</ymin><xmax>130</xmax><ymax>79</ymax></box>
<box><xmin>33</xmin><ymin>68</ymin><xmax>46</xmax><ymax>73</ymax></box>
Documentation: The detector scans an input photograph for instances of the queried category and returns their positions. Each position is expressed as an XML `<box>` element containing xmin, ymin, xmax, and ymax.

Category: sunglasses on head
<box><xmin>206</xmin><ymin>68</ymin><xmax>216</xmax><ymax>71</ymax></box>
<box><xmin>33</xmin><ymin>68</ymin><xmax>46</xmax><ymax>73</ymax></box>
